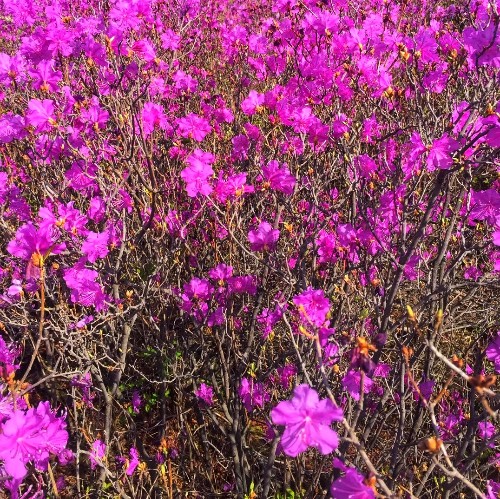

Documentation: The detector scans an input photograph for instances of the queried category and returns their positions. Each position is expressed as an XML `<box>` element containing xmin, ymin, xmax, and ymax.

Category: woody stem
<box><xmin>21</xmin><ymin>265</ymin><xmax>45</xmax><ymax>385</ymax></box>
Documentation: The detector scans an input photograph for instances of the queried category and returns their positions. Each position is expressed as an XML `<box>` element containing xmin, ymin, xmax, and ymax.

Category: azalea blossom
<box><xmin>271</xmin><ymin>384</ymin><xmax>343</xmax><ymax>457</ymax></box>
<box><xmin>293</xmin><ymin>287</ymin><xmax>331</xmax><ymax>328</ymax></box>
<box><xmin>176</xmin><ymin>113</ymin><xmax>212</xmax><ymax>142</ymax></box>
<box><xmin>26</xmin><ymin>99</ymin><xmax>56</xmax><ymax>132</ymax></box>
<box><xmin>181</xmin><ymin>149</ymin><xmax>215</xmax><ymax>197</ymax></box>
<box><xmin>248</xmin><ymin>221</ymin><xmax>279</xmax><ymax>251</ymax></box>
<box><xmin>0</xmin><ymin>401</ymin><xmax>69</xmax><ymax>480</ymax></box>
<box><xmin>195</xmin><ymin>383</ymin><xmax>214</xmax><ymax>406</ymax></box>
<box><xmin>330</xmin><ymin>468</ymin><xmax>375</xmax><ymax>499</ymax></box>
<box><xmin>89</xmin><ymin>440</ymin><xmax>106</xmax><ymax>470</ymax></box>
<box><xmin>262</xmin><ymin>160</ymin><xmax>296</xmax><ymax>195</ymax></box>
<box><xmin>486</xmin><ymin>332</ymin><xmax>500</xmax><ymax>373</ymax></box>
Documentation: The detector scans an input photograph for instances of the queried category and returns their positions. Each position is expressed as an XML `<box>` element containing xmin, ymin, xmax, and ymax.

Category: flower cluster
<box><xmin>0</xmin><ymin>0</ymin><xmax>499</xmax><ymax>495</ymax></box>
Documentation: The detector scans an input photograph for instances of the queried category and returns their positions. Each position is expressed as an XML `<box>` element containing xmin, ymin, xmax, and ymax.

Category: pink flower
<box><xmin>478</xmin><ymin>421</ymin><xmax>496</xmax><ymax>447</ymax></box>
<box><xmin>65</xmin><ymin>161</ymin><xmax>98</xmax><ymax>194</ymax></box>
<box><xmin>0</xmin><ymin>401</ymin><xmax>68</xmax><ymax>480</ymax></box>
<box><xmin>469</xmin><ymin>189</ymin><xmax>500</xmax><ymax>225</ymax></box>
<box><xmin>29</xmin><ymin>59</ymin><xmax>61</xmax><ymax>92</ymax></box>
<box><xmin>181</xmin><ymin>149</ymin><xmax>215</xmax><ymax>197</ymax></box>
<box><xmin>493</xmin><ymin>229</ymin><xmax>500</xmax><ymax>247</ymax></box>
<box><xmin>8</xmin><ymin>223</ymin><xmax>66</xmax><ymax>279</ymax></box>
<box><xmin>342</xmin><ymin>371</ymin><xmax>374</xmax><ymax>401</ymax></box>
<box><xmin>176</xmin><ymin>113</ymin><xmax>211</xmax><ymax>142</ymax></box>
<box><xmin>227</xmin><ymin>275</ymin><xmax>257</xmax><ymax>295</ymax></box>
<box><xmin>131</xmin><ymin>391</ymin><xmax>142</xmax><ymax>414</ymax></box>
<box><xmin>161</xmin><ymin>29</ymin><xmax>181</xmax><ymax>50</ymax></box>
<box><xmin>81</xmin><ymin>230</ymin><xmax>109</xmax><ymax>263</ymax></box>
<box><xmin>0</xmin><ymin>337</ymin><xmax>20</xmax><ymax>378</ymax></box>
<box><xmin>486</xmin><ymin>480</ymin><xmax>500</xmax><ymax>499</ymax></box>
<box><xmin>231</xmin><ymin>134</ymin><xmax>250</xmax><ymax>160</ymax></box>
<box><xmin>182</xmin><ymin>277</ymin><xmax>213</xmax><ymax>301</ymax></box>
<box><xmin>89</xmin><ymin>440</ymin><xmax>106</xmax><ymax>470</ymax></box>
<box><xmin>208</xmin><ymin>263</ymin><xmax>233</xmax><ymax>281</ymax></box>
<box><xmin>293</xmin><ymin>287</ymin><xmax>330</xmax><ymax>328</ymax></box>
<box><xmin>248</xmin><ymin>221</ymin><xmax>279</xmax><ymax>251</ymax></box>
<box><xmin>485</xmin><ymin>126</ymin><xmax>500</xmax><ymax>147</ymax></box>
<box><xmin>80</xmin><ymin>98</ymin><xmax>109</xmax><ymax>131</ymax></box>
<box><xmin>141</xmin><ymin>102</ymin><xmax>169</xmax><ymax>137</ymax></box>
<box><xmin>71</xmin><ymin>373</ymin><xmax>95</xmax><ymax>407</ymax></box>
<box><xmin>486</xmin><ymin>332</ymin><xmax>500</xmax><ymax>373</ymax></box>
<box><xmin>426</xmin><ymin>133</ymin><xmax>458</xmax><ymax>171</ymax></box>
<box><xmin>262</xmin><ymin>161</ymin><xmax>296</xmax><ymax>195</ymax></box>
<box><xmin>125</xmin><ymin>447</ymin><xmax>140</xmax><ymax>475</ymax></box>
<box><xmin>172</xmin><ymin>70</ymin><xmax>198</xmax><ymax>93</ymax></box>
<box><xmin>214</xmin><ymin>172</ymin><xmax>254</xmax><ymax>203</ymax></box>
<box><xmin>132</xmin><ymin>39</ymin><xmax>156</xmax><ymax>62</ymax></box>
<box><xmin>195</xmin><ymin>383</ymin><xmax>214</xmax><ymax>406</ymax></box>
<box><xmin>26</xmin><ymin>99</ymin><xmax>56</xmax><ymax>132</ymax></box>
<box><xmin>239</xmin><ymin>377</ymin><xmax>269</xmax><ymax>411</ymax></box>
<box><xmin>241</xmin><ymin>90</ymin><xmax>264</xmax><ymax>115</ymax></box>
<box><xmin>63</xmin><ymin>261</ymin><xmax>107</xmax><ymax>311</ymax></box>
<box><xmin>0</xmin><ymin>114</ymin><xmax>26</xmax><ymax>144</ymax></box>
<box><xmin>330</xmin><ymin>468</ymin><xmax>375</xmax><ymax>499</ymax></box>
<box><xmin>271</xmin><ymin>384</ymin><xmax>343</xmax><ymax>457</ymax></box>
<box><xmin>8</xmin><ymin>223</ymin><xmax>66</xmax><ymax>262</ymax></box>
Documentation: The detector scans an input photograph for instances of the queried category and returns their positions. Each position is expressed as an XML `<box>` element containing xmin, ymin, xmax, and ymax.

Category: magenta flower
<box><xmin>227</xmin><ymin>275</ymin><xmax>257</xmax><ymax>295</ymax></box>
<box><xmin>195</xmin><ymin>383</ymin><xmax>214</xmax><ymax>406</ymax></box>
<box><xmin>26</xmin><ymin>99</ymin><xmax>56</xmax><ymax>132</ymax></box>
<box><xmin>29</xmin><ymin>60</ymin><xmax>61</xmax><ymax>92</ymax></box>
<box><xmin>176</xmin><ymin>113</ymin><xmax>212</xmax><ymax>142</ymax></box>
<box><xmin>426</xmin><ymin>133</ymin><xmax>458</xmax><ymax>171</ymax></box>
<box><xmin>0</xmin><ymin>401</ymin><xmax>68</xmax><ymax>480</ymax></box>
<box><xmin>248</xmin><ymin>221</ymin><xmax>279</xmax><ymax>252</ymax></box>
<box><xmin>486</xmin><ymin>332</ymin><xmax>500</xmax><ymax>373</ymax></box>
<box><xmin>214</xmin><ymin>172</ymin><xmax>254</xmax><ymax>203</ymax></box>
<box><xmin>477</xmin><ymin>421</ymin><xmax>496</xmax><ymax>447</ymax></box>
<box><xmin>63</xmin><ymin>261</ymin><xmax>107</xmax><ymax>311</ymax></box>
<box><xmin>65</xmin><ymin>160</ymin><xmax>99</xmax><ymax>194</ymax></box>
<box><xmin>231</xmin><ymin>134</ymin><xmax>250</xmax><ymax>160</ymax></box>
<box><xmin>262</xmin><ymin>160</ymin><xmax>296</xmax><ymax>195</ymax></box>
<box><xmin>0</xmin><ymin>337</ymin><xmax>20</xmax><ymax>378</ymax></box>
<box><xmin>470</xmin><ymin>189</ymin><xmax>500</xmax><ymax>225</ymax></box>
<box><xmin>131</xmin><ymin>391</ymin><xmax>142</xmax><ymax>414</ymax></box>
<box><xmin>493</xmin><ymin>228</ymin><xmax>500</xmax><ymax>247</ymax></box>
<box><xmin>71</xmin><ymin>373</ymin><xmax>95</xmax><ymax>408</ymax></box>
<box><xmin>89</xmin><ymin>440</ymin><xmax>106</xmax><ymax>470</ymax></box>
<box><xmin>239</xmin><ymin>377</ymin><xmax>269</xmax><ymax>412</ymax></box>
<box><xmin>271</xmin><ymin>384</ymin><xmax>343</xmax><ymax>457</ymax></box>
<box><xmin>342</xmin><ymin>371</ymin><xmax>374</xmax><ymax>401</ymax></box>
<box><xmin>181</xmin><ymin>149</ymin><xmax>215</xmax><ymax>197</ymax></box>
<box><xmin>141</xmin><ymin>102</ymin><xmax>169</xmax><ymax>137</ymax></box>
<box><xmin>412</xmin><ymin>378</ymin><xmax>434</xmax><ymax>402</ymax></box>
<box><xmin>7</xmin><ymin>223</ymin><xmax>66</xmax><ymax>279</ymax></box>
<box><xmin>172</xmin><ymin>69</ymin><xmax>198</xmax><ymax>93</ymax></box>
<box><xmin>208</xmin><ymin>263</ymin><xmax>233</xmax><ymax>281</ymax></box>
<box><xmin>293</xmin><ymin>287</ymin><xmax>330</xmax><ymax>328</ymax></box>
<box><xmin>161</xmin><ymin>29</ymin><xmax>181</xmax><ymax>50</ymax></box>
<box><xmin>132</xmin><ymin>39</ymin><xmax>156</xmax><ymax>62</ymax></box>
<box><xmin>81</xmin><ymin>230</ymin><xmax>109</xmax><ymax>263</ymax></box>
<box><xmin>182</xmin><ymin>277</ymin><xmax>213</xmax><ymax>301</ymax></box>
<box><xmin>241</xmin><ymin>90</ymin><xmax>265</xmax><ymax>115</ymax></box>
<box><xmin>125</xmin><ymin>447</ymin><xmax>140</xmax><ymax>476</ymax></box>
<box><xmin>485</xmin><ymin>126</ymin><xmax>500</xmax><ymax>147</ymax></box>
<box><xmin>80</xmin><ymin>98</ymin><xmax>109</xmax><ymax>131</ymax></box>
<box><xmin>88</xmin><ymin>197</ymin><xmax>106</xmax><ymax>222</ymax></box>
<box><xmin>0</xmin><ymin>114</ymin><xmax>26</xmax><ymax>144</ymax></box>
<box><xmin>330</xmin><ymin>468</ymin><xmax>375</xmax><ymax>499</ymax></box>
<box><xmin>486</xmin><ymin>480</ymin><xmax>500</xmax><ymax>499</ymax></box>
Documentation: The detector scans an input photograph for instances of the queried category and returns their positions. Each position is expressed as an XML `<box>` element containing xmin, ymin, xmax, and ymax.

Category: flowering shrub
<box><xmin>0</xmin><ymin>0</ymin><xmax>499</xmax><ymax>496</ymax></box>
